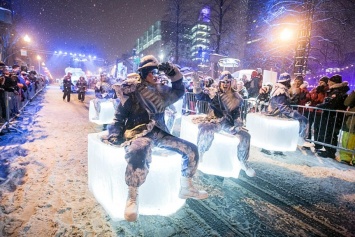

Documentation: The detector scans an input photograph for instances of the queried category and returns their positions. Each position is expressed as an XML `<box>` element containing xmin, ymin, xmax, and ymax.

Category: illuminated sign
<box><xmin>218</xmin><ymin>58</ymin><xmax>240</xmax><ymax>68</ymax></box>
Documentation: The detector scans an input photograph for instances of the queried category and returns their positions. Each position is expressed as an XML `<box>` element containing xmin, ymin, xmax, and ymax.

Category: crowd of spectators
<box><xmin>0</xmin><ymin>61</ymin><xmax>46</xmax><ymax>124</ymax></box>
<box><xmin>181</xmin><ymin>68</ymin><xmax>355</xmax><ymax>166</ymax></box>
<box><xmin>2</xmin><ymin>57</ymin><xmax>355</xmax><ymax>166</ymax></box>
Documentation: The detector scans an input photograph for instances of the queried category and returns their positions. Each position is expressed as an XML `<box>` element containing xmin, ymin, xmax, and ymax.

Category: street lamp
<box><xmin>37</xmin><ymin>55</ymin><xmax>41</xmax><ymax>74</ymax></box>
<box><xmin>23</xmin><ymin>34</ymin><xmax>31</xmax><ymax>43</ymax></box>
<box><xmin>280</xmin><ymin>28</ymin><xmax>293</xmax><ymax>41</ymax></box>
<box><xmin>3</xmin><ymin>35</ymin><xmax>32</xmax><ymax>63</ymax></box>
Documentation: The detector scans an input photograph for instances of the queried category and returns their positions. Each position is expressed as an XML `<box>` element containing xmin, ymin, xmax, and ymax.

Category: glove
<box><xmin>159</xmin><ymin>62</ymin><xmax>183</xmax><ymax>82</ymax></box>
<box><xmin>158</xmin><ymin>62</ymin><xmax>176</xmax><ymax>76</ymax></box>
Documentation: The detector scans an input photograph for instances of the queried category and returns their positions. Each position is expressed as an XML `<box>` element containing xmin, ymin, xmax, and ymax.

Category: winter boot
<box><xmin>124</xmin><ymin>186</ymin><xmax>139</xmax><ymax>222</ymax></box>
<box><xmin>298</xmin><ymin>137</ymin><xmax>313</xmax><ymax>147</ymax></box>
<box><xmin>179</xmin><ymin>176</ymin><xmax>208</xmax><ymax>200</ymax></box>
<box><xmin>260</xmin><ymin>148</ymin><xmax>272</xmax><ymax>155</ymax></box>
<box><xmin>240</xmin><ymin>161</ymin><xmax>256</xmax><ymax>177</ymax></box>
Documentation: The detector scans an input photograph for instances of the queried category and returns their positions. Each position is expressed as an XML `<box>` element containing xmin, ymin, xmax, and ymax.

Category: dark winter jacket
<box><xmin>76</xmin><ymin>79</ymin><xmax>87</xmax><ymax>93</ymax></box>
<box><xmin>107</xmin><ymin>77</ymin><xmax>184</xmax><ymax>144</ymax></box>
<box><xmin>245</xmin><ymin>77</ymin><xmax>259</xmax><ymax>98</ymax></box>
<box><xmin>195</xmin><ymin>89</ymin><xmax>243</xmax><ymax>126</ymax></box>
<box><xmin>317</xmin><ymin>82</ymin><xmax>349</xmax><ymax>110</ymax></box>
<box><xmin>63</xmin><ymin>77</ymin><xmax>74</xmax><ymax>92</ymax></box>
<box><xmin>2</xmin><ymin>74</ymin><xmax>18</xmax><ymax>92</ymax></box>
<box><xmin>317</xmin><ymin>81</ymin><xmax>349</xmax><ymax>127</ymax></box>
<box><xmin>267</xmin><ymin>82</ymin><xmax>295</xmax><ymax>117</ymax></box>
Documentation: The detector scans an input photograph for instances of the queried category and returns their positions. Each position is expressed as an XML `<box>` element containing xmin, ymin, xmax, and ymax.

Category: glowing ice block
<box><xmin>246</xmin><ymin>113</ymin><xmax>299</xmax><ymax>151</ymax></box>
<box><xmin>88</xmin><ymin>132</ymin><xmax>185</xmax><ymax>221</ymax></box>
<box><xmin>165</xmin><ymin>99</ymin><xmax>183</xmax><ymax>133</ymax></box>
<box><xmin>89</xmin><ymin>99</ymin><xmax>115</xmax><ymax>125</ymax></box>
<box><xmin>180</xmin><ymin>115</ymin><xmax>241</xmax><ymax>178</ymax></box>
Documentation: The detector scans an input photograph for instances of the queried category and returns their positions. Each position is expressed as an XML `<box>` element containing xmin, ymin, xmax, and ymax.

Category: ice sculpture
<box><xmin>89</xmin><ymin>100</ymin><xmax>115</xmax><ymax>125</ymax></box>
<box><xmin>246</xmin><ymin>113</ymin><xmax>299</xmax><ymax>151</ymax></box>
<box><xmin>180</xmin><ymin>115</ymin><xmax>241</xmax><ymax>178</ymax></box>
<box><xmin>165</xmin><ymin>98</ymin><xmax>183</xmax><ymax>133</ymax></box>
<box><xmin>88</xmin><ymin>132</ymin><xmax>185</xmax><ymax>221</ymax></box>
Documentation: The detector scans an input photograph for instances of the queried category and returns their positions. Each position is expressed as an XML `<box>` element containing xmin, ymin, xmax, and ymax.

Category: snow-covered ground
<box><xmin>0</xmin><ymin>85</ymin><xmax>354</xmax><ymax>236</ymax></box>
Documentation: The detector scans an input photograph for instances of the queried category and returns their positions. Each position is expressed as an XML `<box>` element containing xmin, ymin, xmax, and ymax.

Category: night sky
<box><xmin>14</xmin><ymin>0</ymin><xmax>167</xmax><ymax>62</ymax></box>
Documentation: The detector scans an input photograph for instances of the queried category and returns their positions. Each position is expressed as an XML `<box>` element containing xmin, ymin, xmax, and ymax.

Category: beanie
<box><xmin>319</xmin><ymin>76</ymin><xmax>329</xmax><ymax>84</ymax></box>
<box><xmin>278</xmin><ymin>72</ymin><xmax>291</xmax><ymax>83</ymax></box>
<box><xmin>329</xmin><ymin>74</ymin><xmax>342</xmax><ymax>84</ymax></box>
<box><xmin>251</xmin><ymin>70</ymin><xmax>258</xmax><ymax>78</ymax></box>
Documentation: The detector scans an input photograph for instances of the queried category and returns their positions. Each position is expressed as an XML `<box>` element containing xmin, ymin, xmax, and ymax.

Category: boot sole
<box><xmin>179</xmin><ymin>193</ymin><xmax>208</xmax><ymax>200</ymax></box>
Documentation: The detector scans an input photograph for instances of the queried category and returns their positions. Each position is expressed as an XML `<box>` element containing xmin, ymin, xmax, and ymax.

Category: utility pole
<box><xmin>293</xmin><ymin>0</ymin><xmax>316</xmax><ymax>77</ymax></box>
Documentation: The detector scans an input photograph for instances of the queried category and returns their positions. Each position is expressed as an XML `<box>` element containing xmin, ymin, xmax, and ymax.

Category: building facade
<box><xmin>134</xmin><ymin>7</ymin><xmax>212</xmax><ymax>68</ymax></box>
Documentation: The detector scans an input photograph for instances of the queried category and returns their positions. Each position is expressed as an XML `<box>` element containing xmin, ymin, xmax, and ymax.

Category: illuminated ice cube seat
<box><xmin>246</xmin><ymin>113</ymin><xmax>299</xmax><ymax>151</ymax></box>
<box><xmin>180</xmin><ymin>115</ymin><xmax>241</xmax><ymax>178</ymax></box>
<box><xmin>164</xmin><ymin>98</ymin><xmax>183</xmax><ymax>133</ymax></box>
<box><xmin>88</xmin><ymin>131</ymin><xmax>185</xmax><ymax>221</ymax></box>
<box><xmin>89</xmin><ymin>99</ymin><xmax>115</xmax><ymax>125</ymax></box>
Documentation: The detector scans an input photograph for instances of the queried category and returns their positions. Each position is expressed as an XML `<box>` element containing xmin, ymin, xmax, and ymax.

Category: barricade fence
<box><xmin>182</xmin><ymin>92</ymin><xmax>355</xmax><ymax>155</ymax></box>
<box><xmin>0</xmin><ymin>79</ymin><xmax>46</xmax><ymax>133</ymax></box>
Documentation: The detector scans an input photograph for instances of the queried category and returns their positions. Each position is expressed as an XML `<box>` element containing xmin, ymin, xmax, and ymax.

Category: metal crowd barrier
<box><xmin>295</xmin><ymin>105</ymin><xmax>355</xmax><ymax>154</ymax></box>
<box><xmin>182</xmin><ymin>92</ymin><xmax>355</xmax><ymax>154</ymax></box>
<box><xmin>0</xmin><ymin>79</ymin><xmax>46</xmax><ymax>133</ymax></box>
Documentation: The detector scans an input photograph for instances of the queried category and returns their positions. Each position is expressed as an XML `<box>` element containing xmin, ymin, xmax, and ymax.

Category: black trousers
<box><xmin>78</xmin><ymin>91</ymin><xmax>85</xmax><ymax>101</ymax></box>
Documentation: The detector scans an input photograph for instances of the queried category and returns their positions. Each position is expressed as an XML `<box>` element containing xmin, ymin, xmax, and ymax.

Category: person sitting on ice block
<box><xmin>101</xmin><ymin>55</ymin><xmax>208</xmax><ymax>222</ymax></box>
<box><xmin>192</xmin><ymin>71</ymin><xmax>256</xmax><ymax>177</ymax></box>
<box><xmin>259</xmin><ymin>72</ymin><xmax>312</xmax><ymax>156</ymax></box>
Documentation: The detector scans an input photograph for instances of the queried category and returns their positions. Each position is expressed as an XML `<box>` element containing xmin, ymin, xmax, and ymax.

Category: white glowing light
<box><xmin>88</xmin><ymin>132</ymin><xmax>185</xmax><ymax>221</ymax></box>
<box><xmin>246</xmin><ymin>113</ymin><xmax>299</xmax><ymax>151</ymax></box>
<box><xmin>23</xmin><ymin>34</ymin><xmax>31</xmax><ymax>43</ymax></box>
<box><xmin>280</xmin><ymin>28</ymin><xmax>293</xmax><ymax>41</ymax></box>
<box><xmin>180</xmin><ymin>115</ymin><xmax>242</xmax><ymax>178</ymax></box>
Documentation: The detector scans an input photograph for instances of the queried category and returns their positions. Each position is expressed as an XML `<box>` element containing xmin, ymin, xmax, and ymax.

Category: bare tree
<box><xmin>164</xmin><ymin>0</ymin><xmax>199</xmax><ymax>64</ymax></box>
<box><xmin>202</xmin><ymin>0</ymin><xmax>237</xmax><ymax>55</ymax></box>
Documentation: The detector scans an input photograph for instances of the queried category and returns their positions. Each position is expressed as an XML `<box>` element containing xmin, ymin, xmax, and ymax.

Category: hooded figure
<box><xmin>102</xmin><ymin>55</ymin><xmax>208</xmax><ymax>222</ymax></box>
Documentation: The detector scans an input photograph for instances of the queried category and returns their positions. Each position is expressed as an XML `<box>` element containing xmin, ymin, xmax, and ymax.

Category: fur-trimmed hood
<box><xmin>270</xmin><ymin>83</ymin><xmax>290</xmax><ymax>98</ymax></box>
<box><xmin>329</xmin><ymin>81</ymin><xmax>348</xmax><ymax>90</ymax></box>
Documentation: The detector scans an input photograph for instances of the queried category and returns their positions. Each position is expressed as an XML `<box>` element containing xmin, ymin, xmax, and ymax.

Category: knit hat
<box><xmin>319</xmin><ymin>76</ymin><xmax>329</xmax><ymax>84</ymax></box>
<box><xmin>278</xmin><ymin>72</ymin><xmax>291</xmax><ymax>82</ymax></box>
<box><xmin>329</xmin><ymin>74</ymin><xmax>342</xmax><ymax>84</ymax></box>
